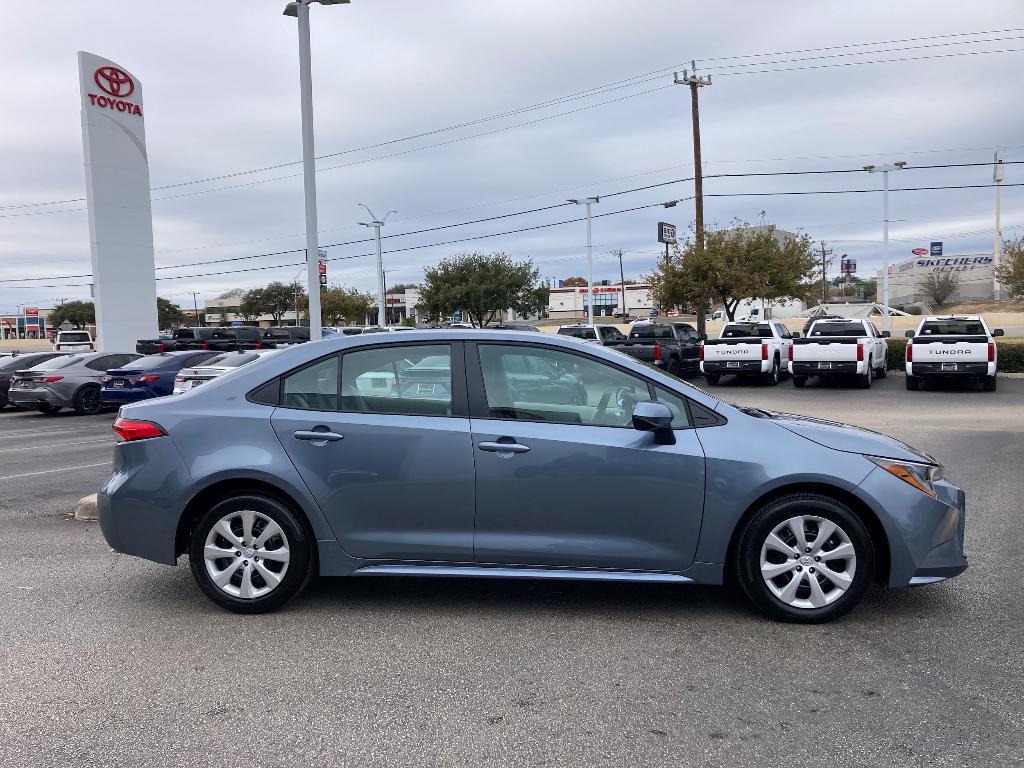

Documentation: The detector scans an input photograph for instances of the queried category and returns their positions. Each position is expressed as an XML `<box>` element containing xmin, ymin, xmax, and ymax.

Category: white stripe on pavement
<box><xmin>0</xmin><ymin>438</ymin><xmax>112</xmax><ymax>454</ymax></box>
<box><xmin>0</xmin><ymin>461</ymin><xmax>111</xmax><ymax>480</ymax></box>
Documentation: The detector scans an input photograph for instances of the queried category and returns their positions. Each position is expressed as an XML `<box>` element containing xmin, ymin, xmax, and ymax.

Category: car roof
<box><xmin>923</xmin><ymin>315</ymin><xmax>982</xmax><ymax>321</ymax></box>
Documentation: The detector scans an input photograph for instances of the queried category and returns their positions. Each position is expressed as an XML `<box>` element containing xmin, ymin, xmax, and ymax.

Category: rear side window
<box><xmin>282</xmin><ymin>356</ymin><xmax>339</xmax><ymax>411</ymax></box>
<box><xmin>341</xmin><ymin>345</ymin><xmax>452</xmax><ymax>417</ymax></box>
<box><xmin>630</xmin><ymin>325</ymin><xmax>675</xmax><ymax>340</ymax></box>
<box><xmin>34</xmin><ymin>356</ymin><xmax>82</xmax><ymax>370</ymax></box>
<box><xmin>176</xmin><ymin>328</ymin><xmax>212</xmax><ymax>339</ymax></box>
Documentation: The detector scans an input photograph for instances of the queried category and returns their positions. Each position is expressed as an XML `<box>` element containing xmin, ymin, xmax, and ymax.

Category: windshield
<box><xmin>58</xmin><ymin>332</ymin><xmax>90</xmax><ymax>343</ymax></box>
<box><xmin>920</xmin><ymin>320</ymin><xmax>986</xmax><ymax>335</ymax></box>
<box><xmin>808</xmin><ymin>321</ymin><xmax>868</xmax><ymax>337</ymax></box>
<box><xmin>29</xmin><ymin>356</ymin><xmax>82</xmax><ymax>370</ymax></box>
<box><xmin>722</xmin><ymin>323</ymin><xmax>773</xmax><ymax>338</ymax></box>
<box><xmin>127</xmin><ymin>354</ymin><xmax>179</xmax><ymax>369</ymax></box>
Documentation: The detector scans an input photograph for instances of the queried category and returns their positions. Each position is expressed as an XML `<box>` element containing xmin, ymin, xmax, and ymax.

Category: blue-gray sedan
<box><xmin>98</xmin><ymin>330</ymin><xmax>967</xmax><ymax>622</ymax></box>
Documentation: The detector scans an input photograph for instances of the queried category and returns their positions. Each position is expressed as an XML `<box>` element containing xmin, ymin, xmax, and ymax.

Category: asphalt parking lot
<box><xmin>3</xmin><ymin>377</ymin><xmax>1023</xmax><ymax>768</ymax></box>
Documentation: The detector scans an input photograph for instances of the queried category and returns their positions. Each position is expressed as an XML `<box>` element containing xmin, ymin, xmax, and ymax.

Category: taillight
<box><xmin>787</xmin><ymin>345</ymin><xmax>793</xmax><ymax>361</ymax></box>
<box><xmin>906</xmin><ymin>343</ymin><xmax>913</xmax><ymax>362</ymax></box>
<box><xmin>988</xmin><ymin>341</ymin><xmax>995</xmax><ymax>362</ymax></box>
<box><xmin>174</xmin><ymin>375</ymin><xmax>185</xmax><ymax>383</ymax></box>
<box><xmin>699</xmin><ymin>345</ymin><xmax>704</xmax><ymax>361</ymax></box>
<box><xmin>201</xmin><ymin>342</ymin><xmax>208</xmax><ymax>350</ymax></box>
<box><xmin>654</xmin><ymin>345</ymin><xmax>661</xmax><ymax>362</ymax></box>
<box><xmin>857</xmin><ymin>343</ymin><xmax>864</xmax><ymax>362</ymax></box>
<box><xmin>41</xmin><ymin>375</ymin><xmax>63</xmax><ymax>383</ymax></box>
<box><xmin>157</xmin><ymin>343</ymin><xmax>165</xmax><ymax>353</ymax></box>
<box><xmin>135</xmin><ymin>375</ymin><xmax>160</xmax><ymax>383</ymax></box>
<box><xmin>255</xmin><ymin>342</ymin><xmax>262</xmax><ymax>350</ymax></box>
<box><xmin>54</xmin><ymin>344</ymin><xmax>60</xmax><ymax>351</ymax></box>
<box><xmin>112</xmin><ymin>418</ymin><xmax>166</xmax><ymax>442</ymax></box>
<box><xmin>761</xmin><ymin>343</ymin><xmax>768</xmax><ymax>360</ymax></box>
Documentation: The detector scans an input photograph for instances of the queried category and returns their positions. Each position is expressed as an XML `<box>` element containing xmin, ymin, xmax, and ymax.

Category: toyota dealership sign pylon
<box><xmin>78</xmin><ymin>51</ymin><xmax>158</xmax><ymax>352</ymax></box>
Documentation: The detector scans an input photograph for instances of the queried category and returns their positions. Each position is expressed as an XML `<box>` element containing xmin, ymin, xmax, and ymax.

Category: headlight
<box><xmin>868</xmin><ymin>456</ymin><xmax>943</xmax><ymax>498</ymax></box>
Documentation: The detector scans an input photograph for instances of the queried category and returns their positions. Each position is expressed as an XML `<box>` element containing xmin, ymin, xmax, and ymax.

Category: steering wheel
<box><xmin>615</xmin><ymin>386</ymin><xmax>634</xmax><ymax>408</ymax></box>
<box><xmin>593</xmin><ymin>390</ymin><xmax>612</xmax><ymax>421</ymax></box>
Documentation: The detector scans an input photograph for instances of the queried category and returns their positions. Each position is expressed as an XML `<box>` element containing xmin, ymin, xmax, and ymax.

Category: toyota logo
<box><xmin>94</xmin><ymin>66</ymin><xmax>135</xmax><ymax>98</ymax></box>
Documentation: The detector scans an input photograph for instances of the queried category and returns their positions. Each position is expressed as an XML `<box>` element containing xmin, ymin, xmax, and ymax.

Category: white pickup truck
<box><xmin>905</xmin><ymin>315</ymin><xmax>1004</xmax><ymax>392</ymax></box>
<box><xmin>789</xmin><ymin>318</ymin><xmax>888</xmax><ymax>389</ymax></box>
<box><xmin>700</xmin><ymin>320</ymin><xmax>793</xmax><ymax>386</ymax></box>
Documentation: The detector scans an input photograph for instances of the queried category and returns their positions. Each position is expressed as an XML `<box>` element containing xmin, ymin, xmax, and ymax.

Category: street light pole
<box><xmin>283</xmin><ymin>0</ymin><xmax>350</xmax><ymax>340</ymax></box>
<box><xmin>359</xmin><ymin>205</ymin><xmax>395</xmax><ymax>327</ymax></box>
<box><xmin>864</xmin><ymin>161</ymin><xmax>905</xmax><ymax>332</ymax></box>
<box><xmin>994</xmin><ymin>149</ymin><xmax>1005</xmax><ymax>300</ymax></box>
<box><xmin>568</xmin><ymin>197</ymin><xmax>599</xmax><ymax>324</ymax></box>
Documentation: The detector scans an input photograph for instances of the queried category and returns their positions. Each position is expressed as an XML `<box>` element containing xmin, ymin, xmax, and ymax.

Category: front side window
<box><xmin>478</xmin><ymin>344</ymin><xmax>649</xmax><ymax>427</ymax></box>
<box><xmin>341</xmin><ymin>345</ymin><xmax>452</xmax><ymax>417</ymax></box>
<box><xmin>282</xmin><ymin>355</ymin><xmax>339</xmax><ymax>411</ymax></box>
<box><xmin>600</xmin><ymin>327</ymin><xmax>627</xmax><ymax>341</ymax></box>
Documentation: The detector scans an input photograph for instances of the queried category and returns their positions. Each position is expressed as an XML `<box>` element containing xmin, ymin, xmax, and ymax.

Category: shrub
<box><xmin>887</xmin><ymin>338</ymin><xmax>1024</xmax><ymax>373</ymax></box>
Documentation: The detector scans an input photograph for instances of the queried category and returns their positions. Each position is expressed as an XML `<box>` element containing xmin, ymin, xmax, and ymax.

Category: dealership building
<box><xmin>547</xmin><ymin>283</ymin><xmax>655</xmax><ymax>319</ymax></box>
<box><xmin>876</xmin><ymin>252</ymin><xmax>995</xmax><ymax>306</ymax></box>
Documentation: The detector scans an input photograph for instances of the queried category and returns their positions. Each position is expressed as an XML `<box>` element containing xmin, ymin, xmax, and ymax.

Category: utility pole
<box><xmin>994</xmin><ymin>149</ymin><xmax>1005</xmax><ymax>300</ymax></box>
<box><xmin>819</xmin><ymin>241</ymin><xmax>833</xmax><ymax>306</ymax></box>
<box><xmin>359</xmin><ymin>205</ymin><xmax>395</xmax><ymax>327</ymax></box>
<box><xmin>613</xmin><ymin>249</ymin><xmax>628</xmax><ymax>319</ymax></box>
<box><xmin>675</xmin><ymin>62</ymin><xmax>712</xmax><ymax>338</ymax></box>
<box><xmin>569</xmin><ymin>197</ymin><xmax>600</xmax><ymax>325</ymax></box>
<box><xmin>191</xmin><ymin>291</ymin><xmax>202</xmax><ymax>327</ymax></box>
<box><xmin>864</xmin><ymin>161</ymin><xmax>906</xmax><ymax>333</ymax></box>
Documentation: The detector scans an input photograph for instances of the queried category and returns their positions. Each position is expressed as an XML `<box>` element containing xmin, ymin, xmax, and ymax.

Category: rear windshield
<box><xmin>341</xmin><ymin>328</ymin><xmax>363</xmax><ymax>335</ymax></box>
<box><xmin>558</xmin><ymin>327</ymin><xmax>597</xmax><ymax>340</ymax></box>
<box><xmin>629</xmin><ymin>325</ymin><xmax>676</xmax><ymax>340</ymax></box>
<box><xmin>808</xmin><ymin>322</ymin><xmax>867</xmax><ymax>337</ymax></box>
<box><xmin>1</xmin><ymin>354</ymin><xmax>56</xmax><ymax>372</ymax></box>
<box><xmin>722</xmin><ymin>323</ymin><xmax>773</xmax><ymax>338</ymax></box>
<box><xmin>129</xmin><ymin>354</ymin><xmax>180</xmax><ymax>369</ymax></box>
<box><xmin>175</xmin><ymin>328</ymin><xmax>213</xmax><ymax>339</ymax></box>
<box><xmin>202</xmin><ymin>352</ymin><xmax>259</xmax><ymax>368</ymax></box>
<box><xmin>58</xmin><ymin>332</ymin><xmax>91</xmax><ymax>343</ymax></box>
<box><xmin>30</xmin><ymin>356</ymin><xmax>82</xmax><ymax>370</ymax></box>
<box><xmin>920</xmin><ymin>320</ymin><xmax>986</xmax><ymax>335</ymax></box>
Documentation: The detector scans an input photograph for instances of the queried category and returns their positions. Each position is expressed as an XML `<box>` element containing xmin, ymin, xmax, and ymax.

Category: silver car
<box><xmin>99</xmin><ymin>330</ymin><xmax>967</xmax><ymax>622</ymax></box>
<box><xmin>8</xmin><ymin>351</ymin><xmax>140</xmax><ymax>415</ymax></box>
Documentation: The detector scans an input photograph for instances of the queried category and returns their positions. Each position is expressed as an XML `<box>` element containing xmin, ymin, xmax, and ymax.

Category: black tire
<box><xmin>189</xmin><ymin>494</ymin><xmax>314</xmax><ymax>614</ymax></box>
<box><xmin>734</xmin><ymin>493</ymin><xmax>875</xmax><ymax>624</ymax></box>
<box><xmin>764</xmin><ymin>357</ymin><xmax>780</xmax><ymax>386</ymax></box>
<box><xmin>704</xmin><ymin>374</ymin><xmax>720</xmax><ymax>386</ymax></box>
<box><xmin>0</xmin><ymin>394</ymin><xmax>7</xmax><ymax>409</ymax></box>
<box><xmin>857</xmin><ymin>360</ymin><xmax>872</xmax><ymax>389</ymax></box>
<box><xmin>905</xmin><ymin>375</ymin><xmax>920</xmax><ymax>391</ymax></box>
<box><xmin>876</xmin><ymin>356</ymin><xmax>888</xmax><ymax>379</ymax></box>
<box><xmin>38</xmin><ymin>403</ymin><xmax>61</xmax><ymax>416</ymax></box>
<box><xmin>73</xmin><ymin>385</ymin><xmax>102</xmax><ymax>416</ymax></box>
<box><xmin>666</xmin><ymin>357</ymin><xmax>681</xmax><ymax>377</ymax></box>
<box><xmin>983</xmin><ymin>375</ymin><xmax>997</xmax><ymax>392</ymax></box>
<box><xmin>792</xmin><ymin>375</ymin><xmax>808</xmax><ymax>388</ymax></box>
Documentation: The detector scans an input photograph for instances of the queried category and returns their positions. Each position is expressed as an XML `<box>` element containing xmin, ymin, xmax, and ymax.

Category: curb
<box><xmin>73</xmin><ymin>493</ymin><xmax>98</xmax><ymax>521</ymax></box>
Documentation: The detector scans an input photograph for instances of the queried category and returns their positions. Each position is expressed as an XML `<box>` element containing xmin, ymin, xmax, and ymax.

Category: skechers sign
<box><xmin>86</xmin><ymin>66</ymin><xmax>142</xmax><ymax>116</ymax></box>
<box><xmin>915</xmin><ymin>255</ymin><xmax>993</xmax><ymax>273</ymax></box>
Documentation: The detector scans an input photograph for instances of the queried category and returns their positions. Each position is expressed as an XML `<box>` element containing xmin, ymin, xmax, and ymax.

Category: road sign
<box><xmin>318</xmin><ymin>258</ymin><xmax>327</xmax><ymax>286</ymax></box>
<box><xmin>657</xmin><ymin>222</ymin><xmax>677</xmax><ymax>244</ymax></box>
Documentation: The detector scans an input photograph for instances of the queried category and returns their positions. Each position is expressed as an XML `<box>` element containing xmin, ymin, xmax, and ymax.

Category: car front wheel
<box><xmin>734</xmin><ymin>493</ymin><xmax>874</xmax><ymax>623</ymax></box>
<box><xmin>189</xmin><ymin>494</ymin><xmax>314</xmax><ymax>614</ymax></box>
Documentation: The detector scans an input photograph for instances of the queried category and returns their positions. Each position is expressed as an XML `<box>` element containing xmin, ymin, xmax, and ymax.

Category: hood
<box><xmin>765</xmin><ymin>411</ymin><xmax>937</xmax><ymax>464</ymax></box>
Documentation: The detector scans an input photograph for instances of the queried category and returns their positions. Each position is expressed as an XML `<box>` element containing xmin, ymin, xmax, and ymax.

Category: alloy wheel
<box><xmin>759</xmin><ymin>515</ymin><xmax>857</xmax><ymax>610</ymax></box>
<box><xmin>203</xmin><ymin>509</ymin><xmax>291</xmax><ymax>600</ymax></box>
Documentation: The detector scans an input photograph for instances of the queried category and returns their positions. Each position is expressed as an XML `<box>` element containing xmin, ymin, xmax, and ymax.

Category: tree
<box><xmin>48</xmin><ymin>300</ymin><xmax>95</xmax><ymax>329</ymax></box>
<box><xmin>217</xmin><ymin>288</ymin><xmax>247</xmax><ymax>300</ymax></box>
<box><xmin>561</xmin><ymin>276</ymin><xmax>588</xmax><ymax>287</ymax></box>
<box><xmin>156</xmin><ymin>297</ymin><xmax>186</xmax><ymax>329</ymax></box>
<box><xmin>647</xmin><ymin>219</ymin><xmax>818</xmax><ymax>321</ymax></box>
<box><xmin>995</xmin><ymin>235</ymin><xmax>1024</xmax><ymax>300</ymax></box>
<box><xmin>239</xmin><ymin>282</ymin><xmax>304</xmax><ymax>325</ymax></box>
<box><xmin>386</xmin><ymin>283</ymin><xmax>418</xmax><ymax>294</ymax></box>
<box><xmin>916</xmin><ymin>271</ymin><xmax>961</xmax><ymax>307</ymax></box>
<box><xmin>318</xmin><ymin>285</ymin><xmax>373</xmax><ymax>326</ymax></box>
<box><xmin>238</xmin><ymin>288</ymin><xmax>265</xmax><ymax>323</ymax></box>
<box><xmin>418</xmin><ymin>252</ymin><xmax>548</xmax><ymax>327</ymax></box>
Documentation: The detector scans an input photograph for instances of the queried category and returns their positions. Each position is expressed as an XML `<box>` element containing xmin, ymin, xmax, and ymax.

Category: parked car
<box><xmin>360</xmin><ymin>326</ymin><xmax>416</xmax><ymax>334</ymax></box>
<box><xmin>487</xmin><ymin>323</ymin><xmax>541</xmax><ymax>332</ymax></box>
<box><xmin>323</xmin><ymin>327</ymin><xmax>365</xmax><ymax>337</ymax></box>
<box><xmin>99</xmin><ymin>329</ymin><xmax>967</xmax><ymax>622</ymax></box>
<box><xmin>905</xmin><ymin>315</ymin><xmax>1004</xmax><ymax>392</ymax></box>
<box><xmin>802</xmin><ymin>314</ymin><xmax>843</xmax><ymax>335</ymax></box>
<box><xmin>556</xmin><ymin>324</ymin><xmax>627</xmax><ymax>345</ymax></box>
<box><xmin>790</xmin><ymin>318</ymin><xmax>889</xmax><ymax>389</ymax></box>
<box><xmin>701</xmin><ymin>321</ymin><xmax>794</xmax><ymax>386</ymax></box>
<box><xmin>136</xmin><ymin>326</ymin><xmax>265</xmax><ymax>354</ymax></box>
<box><xmin>612</xmin><ymin>322</ymin><xmax>701</xmax><ymax>377</ymax></box>
<box><xmin>53</xmin><ymin>329</ymin><xmax>95</xmax><ymax>353</ymax></box>
<box><xmin>101</xmin><ymin>351</ymin><xmax>220</xmax><ymax>406</ymax></box>
<box><xmin>263</xmin><ymin>326</ymin><xmax>310</xmax><ymax>347</ymax></box>
<box><xmin>8</xmin><ymin>351</ymin><xmax>140</xmax><ymax>415</ymax></box>
<box><xmin>0</xmin><ymin>352</ymin><xmax>66</xmax><ymax>408</ymax></box>
<box><xmin>173</xmin><ymin>349</ymin><xmax>281</xmax><ymax>395</ymax></box>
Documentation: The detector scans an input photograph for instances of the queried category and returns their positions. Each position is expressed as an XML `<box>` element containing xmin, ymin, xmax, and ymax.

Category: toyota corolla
<box><xmin>98</xmin><ymin>330</ymin><xmax>966</xmax><ymax>622</ymax></box>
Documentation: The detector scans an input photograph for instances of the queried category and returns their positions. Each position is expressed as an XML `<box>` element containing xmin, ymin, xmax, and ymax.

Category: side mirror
<box><xmin>904</xmin><ymin>330</ymin><xmax>915</xmax><ymax>338</ymax></box>
<box><xmin>632</xmin><ymin>401</ymin><xmax>675</xmax><ymax>444</ymax></box>
<box><xmin>881</xmin><ymin>330</ymin><xmax>890</xmax><ymax>338</ymax></box>
<box><xmin>792</xmin><ymin>332</ymin><xmax>801</xmax><ymax>339</ymax></box>
<box><xmin>993</xmin><ymin>328</ymin><xmax>1004</xmax><ymax>337</ymax></box>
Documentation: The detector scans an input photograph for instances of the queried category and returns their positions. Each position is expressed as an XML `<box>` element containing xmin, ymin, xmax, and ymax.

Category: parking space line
<box><xmin>0</xmin><ymin>426</ymin><xmax>112</xmax><ymax>440</ymax></box>
<box><xmin>0</xmin><ymin>438</ymin><xmax>113</xmax><ymax>454</ymax></box>
<box><xmin>0</xmin><ymin>461</ymin><xmax>111</xmax><ymax>480</ymax></box>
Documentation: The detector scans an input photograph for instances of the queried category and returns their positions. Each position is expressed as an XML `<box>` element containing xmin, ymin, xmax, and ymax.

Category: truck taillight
<box><xmin>201</xmin><ymin>342</ymin><xmax>208</xmax><ymax>350</ymax></box>
<box><xmin>989</xmin><ymin>341</ymin><xmax>996</xmax><ymax>362</ymax></box>
<box><xmin>112</xmin><ymin>418</ymin><xmax>166</xmax><ymax>442</ymax></box>
<box><xmin>255</xmin><ymin>342</ymin><xmax>262</xmax><ymax>350</ymax></box>
<box><xmin>157</xmin><ymin>343</ymin><xmax>165</xmax><ymax>353</ymax></box>
<box><xmin>654</xmin><ymin>345</ymin><xmax>661</xmax><ymax>362</ymax></box>
<box><xmin>787</xmin><ymin>345</ymin><xmax>793</xmax><ymax>361</ymax></box>
<box><xmin>857</xmin><ymin>343</ymin><xmax>864</xmax><ymax>362</ymax></box>
<box><xmin>761</xmin><ymin>343</ymin><xmax>768</xmax><ymax>360</ymax></box>
<box><xmin>54</xmin><ymin>344</ymin><xmax>60</xmax><ymax>351</ymax></box>
<box><xmin>698</xmin><ymin>345</ymin><xmax>704</xmax><ymax>361</ymax></box>
<box><xmin>906</xmin><ymin>343</ymin><xmax>913</xmax><ymax>362</ymax></box>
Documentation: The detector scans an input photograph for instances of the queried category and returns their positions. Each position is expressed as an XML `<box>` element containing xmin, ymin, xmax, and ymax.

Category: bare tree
<box><xmin>915</xmin><ymin>271</ymin><xmax>961</xmax><ymax>307</ymax></box>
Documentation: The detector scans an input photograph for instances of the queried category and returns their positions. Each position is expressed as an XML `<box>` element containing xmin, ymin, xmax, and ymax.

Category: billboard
<box><xmin>78</xmin><ymin>52</ymin><xmax>159</xmax><ymax>352</ymax></box>
<box><xmin>657</xmin><ymin>222</ymin><xmax>677</xmax><ymax>244</ymax></box>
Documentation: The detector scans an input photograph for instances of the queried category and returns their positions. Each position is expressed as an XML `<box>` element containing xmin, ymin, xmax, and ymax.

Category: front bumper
<box><xmin>7</xmin><ymin>386</ymin><xmax>63</xmax><ymax>408</ymax></box>
<box><xmin>701</xmin><ymin>360</ymin><xmax>766</xmax><ymax>374</ymax></box>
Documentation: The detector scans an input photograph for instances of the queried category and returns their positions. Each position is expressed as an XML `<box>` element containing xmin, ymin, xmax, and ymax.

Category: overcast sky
<box><xmin>1</xmin><ymin>0</ymin><xmax>1022</xmax><ymax>312</ymax></box>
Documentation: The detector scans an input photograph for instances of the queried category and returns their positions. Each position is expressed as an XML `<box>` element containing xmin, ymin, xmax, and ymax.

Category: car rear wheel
<box><xmin>857</xmin><ymin>360</ymin><xmax>872</xmax><ymax>389</ymax></box>
<box><xmin>189</xmin><ymin>494</ymin><xmax>314</xmax><ymax>614</ymax></box>
<box><xmin>73</xmin><ymin>385</ymin><xmax>102</xmax><ymax>415</ymax></box>
<box><xmin>704</xmin><ymin>374</ymin><xmax>720</xmax><ymax>386</ymax></box>
<box><xmin>983</xmin><ymin>375</ymin><xmax>997</xmax><ymax>392</ymax></box>
<box><xmin>905</xmin><ymin>375</ymin><xmax>920</xmax><ymax>391</ymax></box>
<box><xmin>763</xmin><ymin>357</ymin><xmax>780</xmax><ymax>386</ymax></box>
<box><xmin>734</xmin><ymin>493</ymin><xmax>874</xmax><ymax>623</ymax></box>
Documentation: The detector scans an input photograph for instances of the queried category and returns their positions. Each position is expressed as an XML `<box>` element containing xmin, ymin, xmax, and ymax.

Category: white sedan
<box><xmin>173</xmin><ymin>349</ymin><xmax>280</xmax><ymax>394</ymax></box>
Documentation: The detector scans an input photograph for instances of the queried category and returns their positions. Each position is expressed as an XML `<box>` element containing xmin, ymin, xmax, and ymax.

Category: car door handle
<box><xmin>293</xmin><ymin>429</ymin><xmax>344</xmax><ymax>443</ymax></box>
<box><xmin>478</xmin><ymin>441</ymin><xmax>530</xmax><ymax>454</ymax></box>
